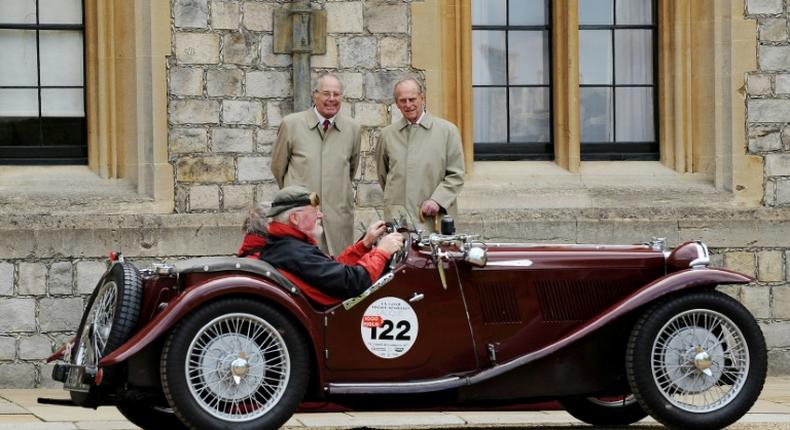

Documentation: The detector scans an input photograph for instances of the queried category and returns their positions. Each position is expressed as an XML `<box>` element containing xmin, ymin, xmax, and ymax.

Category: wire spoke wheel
<box><xmin>161</xmin><ymin>299</ymin><xmax>309</xmax><ymax>430</ymax></box>
<box><xmin>626</xmin><ymin>291</ymin><xmax>766</xmax><ymax>430</ymax></box>
<box><xmin>186</xmin><ymin>313</ymin><xmax>290</xmax><ymax>421</ymax></box>
<box><xmin>68</xmin><ymin>262</ymin><xmax>142</xmax><ymax>407</ymax></box>
<box><xmin>73</xmin><ymin>282</ymin><xmax>117</xmax><ymax>367</ymax></box>
<box><xmin>651</xmin><ymin>309</ymin><xmax>748</xmax><ymax>413</ymax></box>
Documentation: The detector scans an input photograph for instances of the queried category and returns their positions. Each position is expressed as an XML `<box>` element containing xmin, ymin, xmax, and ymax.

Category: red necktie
<box><xmin>322</xmin><ymin>119</ymin><xmax>330</xmax><ymax>132</ymax></box>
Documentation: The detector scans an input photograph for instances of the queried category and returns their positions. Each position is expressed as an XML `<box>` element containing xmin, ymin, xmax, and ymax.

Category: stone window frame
<box><xmin>414</xmin><ymin>0</ymin><xmax>763</xmax><ymax>206</ymax></box>
<box><xmin>80</xmin><ymin>0</ymin><xmax>173</xmax><ymax>209</ymax></box>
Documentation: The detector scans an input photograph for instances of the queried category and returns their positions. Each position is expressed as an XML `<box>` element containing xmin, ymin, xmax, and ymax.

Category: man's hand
<box><xmin>377</xmin><ymin>232</ymin><xmax>404</xmax><ymax>256</ymax></box>
<box><xmin>420</xmin><ymin>199</ymin><xmax>440</xmax><ymax>217</ymax></box>
<box><xmin>362</xmin><ymin>220</ymin><xmax>387</xmax><ymax>248</ymax></box>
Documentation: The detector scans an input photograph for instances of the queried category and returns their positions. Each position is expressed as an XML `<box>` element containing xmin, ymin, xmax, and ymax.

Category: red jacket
<box><xmin>259</xmin><ymin>222</ymin><xmax>391</xmax><ymax>306</ymax></box>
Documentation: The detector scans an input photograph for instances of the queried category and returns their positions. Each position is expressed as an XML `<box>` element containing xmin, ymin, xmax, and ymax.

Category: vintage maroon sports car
<box><xmin>47</xmin><ymin>221</ymin><xmax>767</xmax><ymax>430</ymax></box>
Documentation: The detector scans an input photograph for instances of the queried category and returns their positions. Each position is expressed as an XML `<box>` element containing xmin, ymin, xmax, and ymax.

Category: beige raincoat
<box><xmin>377</xmin><ymin>112</ymin><xmax>465</xmax><ymax>232</ymax></box>
<box><xmin>271</xmin><ymin>109</ymin><xmax>362</xmax><ymax>255</ymax></box>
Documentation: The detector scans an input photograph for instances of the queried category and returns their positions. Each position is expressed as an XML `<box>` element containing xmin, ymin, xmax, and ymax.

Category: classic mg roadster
<box><xmin>48</xmin><ymin>221</ymin><xmax>766</xmax><ymax>430</ymax></box>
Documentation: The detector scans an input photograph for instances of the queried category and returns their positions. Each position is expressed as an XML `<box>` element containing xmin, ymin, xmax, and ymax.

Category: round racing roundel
<box><xmin>360</xmin><ymin>296</ymin><xmax>419</xmax><ymax>359</ymax></box>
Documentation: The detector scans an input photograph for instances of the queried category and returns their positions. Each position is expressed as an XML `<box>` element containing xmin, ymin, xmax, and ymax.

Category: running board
<box><xmin>328</xmin><ymin>376</ymin><xmax>466</xmax><ymax>394</ymax></box>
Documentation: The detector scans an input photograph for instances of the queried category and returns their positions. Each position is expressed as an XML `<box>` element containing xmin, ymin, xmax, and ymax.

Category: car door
<box><xmin>323</xmin><ymin>250</ymin><xmax>478</xmax><ymax>382</ymax></box>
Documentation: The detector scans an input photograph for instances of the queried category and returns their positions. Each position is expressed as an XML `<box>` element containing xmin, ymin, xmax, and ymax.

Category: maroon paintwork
<box><xmin>51</xmin><ymin>236</ymin><xmax>753</xmax><ymax>412</ymax></box>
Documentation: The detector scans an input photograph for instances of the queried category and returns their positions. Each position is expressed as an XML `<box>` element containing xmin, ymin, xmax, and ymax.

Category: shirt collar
<box><xmin>314</xmin><ymin>108</ymin><xmax>336</xmax><ymax>126</ymax></box>
<box><xmin>412</xmin><ymin>111</ymin><xmax>426</xmax><ymax>125</ymax></box>
<box><xmin>398</xmin><ymin>111</ymin><xmax>432</xmax><ymax>131</ymax></box>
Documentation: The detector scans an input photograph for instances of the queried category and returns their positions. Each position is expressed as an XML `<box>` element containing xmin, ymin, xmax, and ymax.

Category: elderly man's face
<box><xmin>394</xmin><ymin>80</ymin><xmax>425</xmax><ymax>123</ymax></box>
<box><xmin>292</xmin><ymin>205</ymin><xmax>323</xmax><ymax>241</ymax></box>
<box><xmin>313</xmin><ymin>76</ymin><xmax>342</xmax><ymax>119</ymax></box>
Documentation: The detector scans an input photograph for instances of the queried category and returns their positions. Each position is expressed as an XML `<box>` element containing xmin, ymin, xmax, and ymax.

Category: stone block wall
<box><xmin>0</xmin><ymin>258</ymin><xmax>108</xmax><ymax>388</ymax></box>
<box><xmin>742</xmin><ymin>0</ymin><xmax>790</xmax><ymax>370</ymax></box>
<box><xmin>721</xmin><ymin>249</ymin><xmax>790</xmax><ymax>374</ymax></box>
<box><xmin>169</xmin><ymin>0</ymin><xmax>413</xmax><ymax>213</ymax></box>
<box><xmin>746</xmin><ymin>0</ymin><xmax>790</xmax><ymax>206</ymax></box>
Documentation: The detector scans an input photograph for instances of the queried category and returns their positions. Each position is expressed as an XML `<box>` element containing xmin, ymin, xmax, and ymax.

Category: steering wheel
<box><xmin>384</xmin><ymin>223</ymin><xmax>411</xmax><ymax>270</ymax></box>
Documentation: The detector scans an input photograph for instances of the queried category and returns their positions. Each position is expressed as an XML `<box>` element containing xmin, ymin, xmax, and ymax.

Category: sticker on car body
<box><xmin>360</xmin><ymin>296</ymin><xmax>418</xmax><ymax>359</ymax></box>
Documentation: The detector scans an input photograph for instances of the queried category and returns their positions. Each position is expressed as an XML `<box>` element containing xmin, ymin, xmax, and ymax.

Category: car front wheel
<box><xmin>160</xmin><ymin>298</ymin><xmax>309</xmax><ymax>430</ymax></box>
<box><xmin>626</xmin><ymin>290</ymin><xmax>766</xmax><ymax>430</ymax></box>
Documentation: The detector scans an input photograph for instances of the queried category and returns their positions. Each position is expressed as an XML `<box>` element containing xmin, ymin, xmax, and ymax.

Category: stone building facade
<box><xmin>0</xmin><ymin>0</ymin><xmax>790</xmax><ymax>388</ymax></box>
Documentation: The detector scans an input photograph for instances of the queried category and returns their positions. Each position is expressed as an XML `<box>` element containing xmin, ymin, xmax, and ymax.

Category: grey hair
<box><xmin>392</xmin><ymin>77</ymin><xmax>425</xmax><ymax>100</ymax></box>
<box><xmin>272</xmin><ymin>207</ymin><xmax>298</xmax><ymax>224</ymax></box>
<box><xmin>243</xmin><ymin>204</ymin><xmax>269</xmax><ymax>235</ymax></box>
<box><xmin>312</xmin><ymin>73</ymin><xmax>344</xmax><ymax>95</ymax></box>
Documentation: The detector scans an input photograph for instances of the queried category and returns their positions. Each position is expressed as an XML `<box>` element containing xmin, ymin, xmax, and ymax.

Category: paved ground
<box><xmin>1</xmin><ymin>377</ymin><xmax>789</xmax><ymax>429</ymax></box>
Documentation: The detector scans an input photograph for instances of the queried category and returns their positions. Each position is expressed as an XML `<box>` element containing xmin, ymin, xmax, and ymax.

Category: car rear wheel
<box><xmin>160</xmin><ymin>298</ymin><xmax>309</xmax><ymax>430</ymax></box>
<box><xmin>116</xmin><ymin>399</ymin><xmax>187</xmax><ymax>430</ymax></box>
<box><xmin>560</xmin><ymin>394</ymin><xmax>647</xmax><ymax>426</ymax></box>
<box><xmin>69</xmin><ymin>262</ymin><xmax>143</xmax><ymax>406</ymax></box>
<box><xmin>626</xmin><ymin>290</ymin><xmax>766</xmax><ymax>430</ymax></box>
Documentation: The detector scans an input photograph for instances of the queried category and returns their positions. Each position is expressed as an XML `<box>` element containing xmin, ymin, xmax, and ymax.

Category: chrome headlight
<box><xmin>466</xmin><ymin>246</ymin><xmax>487</xmax><ymax>268</ymax></box>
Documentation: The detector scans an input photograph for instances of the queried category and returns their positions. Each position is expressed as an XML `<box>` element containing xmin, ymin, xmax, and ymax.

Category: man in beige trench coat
<box><xmin>377</xmin><ymin>78</ymin><xmax>465</xmax><ymax>232</ymax></box>
<box><xmin>271</xmin><ymin>74</ymin><xmax>362</xmax><ymax>255</ymax></box>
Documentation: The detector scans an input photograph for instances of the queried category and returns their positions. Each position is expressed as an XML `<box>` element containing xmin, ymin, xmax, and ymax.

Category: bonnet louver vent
<box><xmin>477</xmin><ymin>284</ymin><xmax>521</xmax><ymax>324</ymax></box>
<box><xmin>537</xmin><ymin>280</ymin><xmax>634</xmax><ymax>322</ymax></box>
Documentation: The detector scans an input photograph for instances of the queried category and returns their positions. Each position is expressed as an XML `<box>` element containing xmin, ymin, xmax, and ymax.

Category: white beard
<box><xmin>311</xmin><ymin>224</ymin><xmax>323</xmax><ymax>242</ymax></box>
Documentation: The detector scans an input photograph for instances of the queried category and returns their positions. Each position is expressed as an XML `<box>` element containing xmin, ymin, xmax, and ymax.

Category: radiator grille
<box><xmin>537</xmin><ymin>279</ymin><xmax>635</xmax><ymax>322</ymax></box>
<box><xmin>476</xmin><ymin>284</ymin><xmax>522</xmax><ymax>324</ymax></box>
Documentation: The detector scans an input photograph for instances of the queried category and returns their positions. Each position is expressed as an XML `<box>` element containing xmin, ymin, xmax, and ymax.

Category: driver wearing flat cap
<box><xmin>259</xmin><ymin>185</ymin><xmax>404</xmax><ymax>306</ymax></box>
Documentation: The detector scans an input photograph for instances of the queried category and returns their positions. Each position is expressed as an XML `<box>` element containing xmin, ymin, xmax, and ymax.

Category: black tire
<box><xmin>626</xmin><ymin>290</ymin><xmax>767</xmax><ymax>430</ymax></box>
<box><xmin>160</xmin><ymin>298</ymin><xmax>310</xmax><ymax>430</ymax></box>
<box><xmin>117</xmin><ymin>399</ymin><xmax>188</xmax><ymax>430</ymax></box>
<box><xmin>560</xmin><ymin>395</ymin><xmax>647</xmax><ymax>426</ymax></box>
<box><xmin>69</xmin><ymin>262</ymin><xmax>143</xmax><ymax>406</ymax></box>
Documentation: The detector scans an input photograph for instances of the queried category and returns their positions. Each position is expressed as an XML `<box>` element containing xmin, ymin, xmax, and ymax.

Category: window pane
<box><xmin>0</xmin><ymin>88</ymin><xmax>38</xmax><ymax>116</ymax></box>
<box><xmin>509</xmin><ymin>0</ymin><xmax>547</xmax><ymax>26</ymax></box>
<box><xmin>474</xmin><ymin>87</ymin><xmax>507</xmax><ymax>143</ymax></box>
<box><xmin>41</xmin><ymin>88</ymin><xmax>84</xmax><ymax>117</ymax></box>
<box><xmin>472</xmin><ymin>0</ymin><xmax>506</xmax><ymax>25</ymax></box>
<box><xmin>615</xmin><ymin>30</ymin><xmax>652</xmax><ymax>84</ymax></box>
<box><xmin>616</xmin><ymin>0</ymin><xmax>652</xmax><ymax>25</ymax></box>
<box><xmin>39</xmin><ymin>0</ymin><xmax>82</xmax><ymax>24</ymax></box>
<box><xmin>0</xmin><ymin>0</ymin><xmax>36</xmax><ymax>24</ymax></box>
<box><xmin>580</xmin><ymin>87</ymin><xmax>612</xmax><ymax>142</ymax></box>
<box><xmin>0</xmin><ymin>29</ymin><xmax>38</xmax><ymax>86</ymax></box>
<box><xmin>616</xmin><ymin>87</ymin><xmax>654</xmax><ymax>141</ymax></box>
<box><xmin>473</xmin><ymin>30</ymin><xmax>506</xmax><ymax>85</ymax></box>
<box><xmin>579</xmin><ymin>30</ymin><xmax>612</xmax><ymax>84</ymax></box>
<box><xmin>39</xmin><ymin>30</ymin><xmax>84</xmax><ymax>86</ymax></box>
<box><xmin>579</xmin><ymin>0</ymin><xmax>613</xmax><ymax>25</ymax></box>
<box><xmin>509</xmin><ymin>87</ymin><xmax>550</xmax><ymax>142</ymax></box>
<box><xmin>509</xmin><ymin>31</ymin><xmax>548</xmax><ymax>85</ymax></box>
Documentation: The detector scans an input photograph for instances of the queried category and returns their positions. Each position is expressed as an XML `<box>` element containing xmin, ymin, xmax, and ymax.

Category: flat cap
<box><xmin>266</xmin><ymin>185</ymin><xmax>320</xmax><ymax>217</ymax></box>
